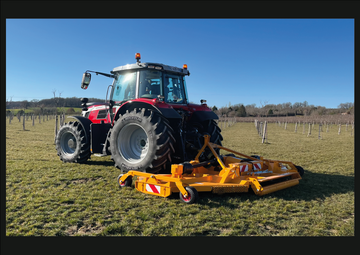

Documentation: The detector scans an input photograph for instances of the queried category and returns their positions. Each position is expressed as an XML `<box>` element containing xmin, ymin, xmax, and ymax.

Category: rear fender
<box><xmin>189</xmin><ymin>110</ymin><xmax>219</xmax><ymax>122</ymax></box>
<box><xmin>67</xmin><ymin>116</ymin><xmax>92</xmax><ymax>144</ymax></box>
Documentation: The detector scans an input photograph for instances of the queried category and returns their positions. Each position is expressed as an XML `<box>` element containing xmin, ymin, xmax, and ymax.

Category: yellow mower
<box><xmin>117</xmin><ymin>135</ymin><xmax>304</xmax><ymax>204</ymax></box>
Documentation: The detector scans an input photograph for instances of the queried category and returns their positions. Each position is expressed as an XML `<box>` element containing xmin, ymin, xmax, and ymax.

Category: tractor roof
<box><xmin>111</xmin><ymin>62</ymin><xmax>190</xmax><ymax>76</ymax></box>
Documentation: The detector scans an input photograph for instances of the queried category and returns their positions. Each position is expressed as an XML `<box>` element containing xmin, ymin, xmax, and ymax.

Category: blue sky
<box><xmin>6</xmin><ymin>19</ymin><xmax>354</xmax><ymax>109</ymax></box>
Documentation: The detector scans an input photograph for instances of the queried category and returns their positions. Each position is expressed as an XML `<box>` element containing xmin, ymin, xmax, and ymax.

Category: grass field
<box><xmin>5</xmin><ymin>117</ymin><xmax>354</xmax><ymax>236</ymax></box>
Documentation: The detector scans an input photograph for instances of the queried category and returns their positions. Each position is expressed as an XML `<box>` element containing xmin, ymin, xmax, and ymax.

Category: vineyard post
<box><xmin>39</xmin><ymin>113</ymin><xmax>41</xmax><ymax>124</ymax></box>
<box><xmin>295</xmin><ymin>122</ymin><xmax>298</xmax><ymax>133</ymax></box>
<box><xmin>285</xmin><ymin>122</ymin><xmax>287</xmax><ymax>130</ymax></box>
<box><xmin>266</xmin><ymin>122</ymin><xmax>268</xmax><ymax>143</ymax></box>
<box><xmin>54</xmin><ymin>115</ymin><xmax>58</xmax><ymax>144</ymax></box>
<box><xmin>9</xmin><ymin>112</ymin><xmax>12</xmax><ymax>124</ymax></box>
<box><xmin>307</xmin><ymin>123</ymin><xmax>311</xmax><ymax>137</ymax></box>
<box><xmin>318</xmin><ymin>123</ymin><xmax>322</xmax><ymax>139</ymax></box>
<box><xmin>303</xmin><ymin>122</ymin><xmax>305</xmax><ymax>134</ymax></box>
<box><xmin>346</xmin><ymin>122</ymin><xmax>348</xmax><ymax>131</ymax></box>
<box><xmin>338</xmin><ymin>124</ymin><xmax>341</xmax><ymax>135</ymax></box>
<box><xmin>262</xmin><ymin>121</ymin><xmax>267</xmax><ymax>144</ymax></box>
<box><xmin>32</xmin><ymin>114</ymin><xmax>34</xmax><ymax>126</ymax></box>
<box><xmin>23</xmin><ymin>113</ymin><xmax>25</xmax><ymax>131</ymax></box>
<box><xmin>259</xmin><ymin>122</ymin><xmax>263</xmax><ymax>137</ymax></box>
<box><xmin>326</xmin><ymin>123</ymin><xmax>329</xmax><ymax>133</ymax></box>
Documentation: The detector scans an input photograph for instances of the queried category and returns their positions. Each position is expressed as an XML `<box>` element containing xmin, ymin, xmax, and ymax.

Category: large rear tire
<box><xmin>186</xmin><ymin>119</ymin><xmax>223</xmax><ymax>161</ymax></box>
<box><xmin>55</xmin><ymin>121</ymin><xmax>91</xmax><ymax>163</ymax></box>
<box><xmin>110</xmin><ymin>108</ymin><xmax>175</xmax><ymax>173</ymax></box>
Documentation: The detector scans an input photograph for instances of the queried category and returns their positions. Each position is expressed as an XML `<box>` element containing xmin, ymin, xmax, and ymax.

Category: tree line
<box><xmin>6</xmin><ymin>97</ymin><xmax>104</xmax><ymax>115</ymax></box>
<box><xmin>211</xmin><ymin>101</ymin><xmax>354</xmax><ymax>118</ymax></box>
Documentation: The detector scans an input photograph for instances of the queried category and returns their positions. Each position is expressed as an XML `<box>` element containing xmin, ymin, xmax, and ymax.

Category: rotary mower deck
<box><xmin>117</xmin><ymin>135</ymin><xmax>303</xmax><ymax>204</ymax></box>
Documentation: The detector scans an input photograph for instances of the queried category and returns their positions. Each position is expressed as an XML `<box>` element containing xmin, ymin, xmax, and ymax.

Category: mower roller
<box><xmin>117</xmin><ymin>135</ymin><xmax>303</xmax><ymax>204</ymax></box>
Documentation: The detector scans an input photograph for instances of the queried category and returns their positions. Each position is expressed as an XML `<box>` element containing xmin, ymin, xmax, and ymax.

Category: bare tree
<box><xmin>52</xmin><ymin>89</ymin><xmax>63</xmax><ymax>114</ymax></box>
<box><xmin>259</xmin><ymin>100</ymin><xmax>269</xmax><ymax>117</ymax></box>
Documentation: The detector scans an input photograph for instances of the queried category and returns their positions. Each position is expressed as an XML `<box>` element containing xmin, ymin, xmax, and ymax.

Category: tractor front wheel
<box><xmin>55</xmin><ymin>121</ymin><xmax>90</xmax><ymax>163</ymax></box>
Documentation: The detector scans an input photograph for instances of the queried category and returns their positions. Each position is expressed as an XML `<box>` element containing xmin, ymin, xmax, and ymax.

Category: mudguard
<box><xmin>67</xmin><ymin>116</ymin><xmax>92</xmax><ymax>144</ymax></box>
<box><xmin>189</xmin><ymin>110</ymin><xmax>219</xmax><ymax>122</ymax></box>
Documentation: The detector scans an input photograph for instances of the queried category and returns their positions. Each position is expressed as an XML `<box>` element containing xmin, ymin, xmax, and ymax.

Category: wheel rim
<box><xmin>60</xmin><ymin>132</ymin><xmax>77</xmax><ymax>154</ymax></box>
<box><xmin>118</xmin><ymin>174</ymin><xmax>126</xmax><ymax>187</ymax></box>
<box><xmin>117</xmin><ymin>123</ymin><xmax>149</xmax><ymax>164</ymax></box>
<box><xmin>181</xmin><ymin>192</ymin><xmax>191</xmax><ymax>202</ymax></box>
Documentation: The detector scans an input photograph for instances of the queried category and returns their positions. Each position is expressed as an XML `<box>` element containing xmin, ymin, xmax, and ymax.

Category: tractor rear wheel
<box><xmin>110</xmin><ymin>108</ymin><xmax>175</xmax><ymax>173</ymax></box>
<box><xmin>55</xmin><ymin>121</ymin><xmax>90</xmax><ymax>163</ymax></box>
<box><xmin>186</xmin><ymin>119</ymin><xmax>223</xmax><ymax>161</ymax></box>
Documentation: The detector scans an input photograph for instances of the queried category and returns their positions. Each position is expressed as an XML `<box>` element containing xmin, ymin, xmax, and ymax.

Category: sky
<box><xmin>6</xmin><ymin>19</ymin><xmax>354</xmax><ymax>109</ymax></box>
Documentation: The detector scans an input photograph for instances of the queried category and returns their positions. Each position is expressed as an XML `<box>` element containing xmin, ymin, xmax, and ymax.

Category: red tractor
<box><xmin>55</xmin><ymin>53</ymin><xmax>222</xmax><ymax>173</ymax></box>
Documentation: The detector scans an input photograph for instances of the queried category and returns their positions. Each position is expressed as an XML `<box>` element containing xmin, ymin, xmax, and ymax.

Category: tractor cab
<box><xmin>109</xmin><ymin>54</ymin><xmax>190</xmax><ymax>106</ymax></box>
<box><xmin>80</xmin><ymin>53</ymin><xmax>192</xmax><ymax>123</ymax></box>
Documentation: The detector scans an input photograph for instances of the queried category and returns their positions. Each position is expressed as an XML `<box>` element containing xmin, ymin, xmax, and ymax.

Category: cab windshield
<box><xmin>111</xmin><ymin>69</ymin><xmax>188</xmax><ymax>104</ymax></box>
<box><xmin>111</xmin><ymin>71</ymin><xmax>137</xmax><ymax>102</ymax></box>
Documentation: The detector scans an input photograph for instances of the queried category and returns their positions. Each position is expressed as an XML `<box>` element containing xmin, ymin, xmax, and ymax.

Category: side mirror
<box><xmin>81</xmin><ymin>72</ymin><xmax>91</xmax><ymax>89</ymax></box>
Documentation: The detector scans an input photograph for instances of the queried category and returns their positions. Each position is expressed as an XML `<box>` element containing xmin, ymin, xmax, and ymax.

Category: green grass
<box><xmin>6</xmin><ymin>118</ymin><xmax>354</xmax><ymax>236</ymax></box>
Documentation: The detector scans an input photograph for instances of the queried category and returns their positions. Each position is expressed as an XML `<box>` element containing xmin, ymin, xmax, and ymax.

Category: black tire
<box><xmin>117</xmin><ymin>174</ymin><xmax>132</xmax><ymax>188</ymax></box>
<box><xmin>295</xmin><ymin>165</ymin><xmax>304</xmax><ymax>177</ymax></box>
<box><xmin>55</xmin><ymin>121</ymin><xmax>90</xmax><ymax>163</ymax></box>
<box><xmin>110</xmin><ymin>108</ymin><xmax>175</xmax><ymax>173</ymax></box>
<box><xmin>186</xmin><ymin>119</ymin><xmax>223</xmax><ymax>161</ymax></box>
<box><xmin>179</xmin><ymin>186</ymin><xmax>199</xmax><ymax>204</ymax></box>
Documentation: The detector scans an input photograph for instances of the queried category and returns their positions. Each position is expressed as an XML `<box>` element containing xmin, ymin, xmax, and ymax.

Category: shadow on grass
<box><xmin>272</xmin><ymin>169</ymin><xmax>354</xmax><ymax>201</ymax></box>
<box><xmin>84</xmin><ymin>160</ymin><xmax>115</xmax><ymax>167</ymax></box>
<box><xmin>196</xmin><ymin>169</ymin><xmax>354</xmax><ymax>206</ymax></box>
